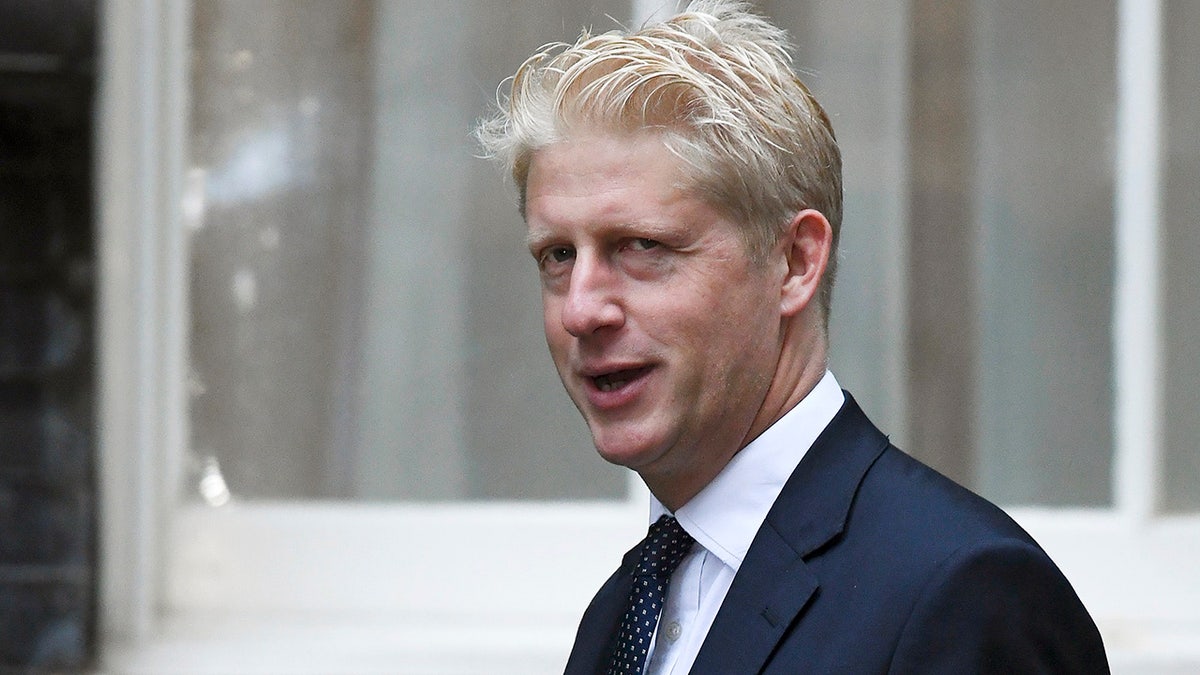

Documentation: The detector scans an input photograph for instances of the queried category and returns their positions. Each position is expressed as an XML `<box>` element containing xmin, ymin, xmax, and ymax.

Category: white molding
<box><xmin>101</xmin><ymin>501</ymin><xmax>647</xmax><ymax>674</ymax></box>
<box><xmin>164</xmin><ymin>502</ymin><xmax>646</xmax><ymax>616</ymax></box>
<box><xmin>102</xmin><ymin>617</ymin><xmax>575</xmax><ymax>675</ymax></box>
<box><xmin>96</xmin><ymin>0</ymin><xmax>191</xmax><ymax>642</ymax></box>
<box><xmin>1113</xmin><ymin>0</ymin><xmax>1163</xmax><ymax>521</ymax></box>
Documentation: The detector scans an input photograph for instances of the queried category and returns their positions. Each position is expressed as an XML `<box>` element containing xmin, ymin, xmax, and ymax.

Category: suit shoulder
<box><xmin>857</xmin><ymin>443</ymin><xmax>1039</xmax><ymax>552</ymax></box>
<box><xmin>834</xmin><ymin>445</ymin><xmax>1106</xmax><ymax>669</ymax></box>
<box><xmin>887</xmin><ymin>533</ymin><xmax>1109</xmax><ymax>672</ymax></box>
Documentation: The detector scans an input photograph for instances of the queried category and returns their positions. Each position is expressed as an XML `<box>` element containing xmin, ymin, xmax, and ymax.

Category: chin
<box><xmin>589</xmin><ymin>428</ymin><xmax>670</xmax><ymax>471</ymax></box>
<box><xmin>592</xmin><ymin>442</ymin><xmax>645</xmax><ymax>469</ymax></box>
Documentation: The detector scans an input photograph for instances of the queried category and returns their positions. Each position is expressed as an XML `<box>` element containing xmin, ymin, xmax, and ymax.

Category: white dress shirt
<box><xmin>642</xmin><ymin>370</ymin><xmax>845</xmax><ymax>675</ymax></box>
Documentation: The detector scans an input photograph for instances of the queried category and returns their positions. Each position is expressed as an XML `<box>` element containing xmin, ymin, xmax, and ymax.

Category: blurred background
<box><xmin>1</xmin><ymin>0</ymin><xmax>1197</xmax><ymax>672</ymax></box>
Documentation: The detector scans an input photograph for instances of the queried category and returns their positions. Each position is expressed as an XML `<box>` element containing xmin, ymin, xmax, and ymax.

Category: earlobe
<box><xmin>779</xmin><ymin>209</ymin><xmax>832</xmax><ymax>317</ymax></box>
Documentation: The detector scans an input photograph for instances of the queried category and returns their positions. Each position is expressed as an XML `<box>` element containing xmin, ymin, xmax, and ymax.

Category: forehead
<box><xmin>524</xmin><ymin>134</ymin><xmax>688</xmax><ymax>221</ymax></box>
<box><xmin>529</xmin><ymin>132</ymin><xmax>682</xmax><ymax>185</ymax></box>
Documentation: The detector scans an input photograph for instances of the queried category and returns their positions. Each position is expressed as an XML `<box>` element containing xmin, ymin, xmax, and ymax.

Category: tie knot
<box><xmin>635</xmin><ymin>515</ymin><xmax>694</xmax><ymax>578</ymax></box>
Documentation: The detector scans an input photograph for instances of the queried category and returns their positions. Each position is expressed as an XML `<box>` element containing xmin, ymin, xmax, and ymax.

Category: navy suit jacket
<box><xmin>564</xmin><ymin>394</ymin><xmax>1108</xmax><ymax>674</ymax></box>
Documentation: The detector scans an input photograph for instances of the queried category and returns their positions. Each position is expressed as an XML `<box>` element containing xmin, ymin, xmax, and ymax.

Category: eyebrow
<box><xmin>524</xmin><ymin>228</ymin><xmax>552</xmax><ymax>251</ymax></box>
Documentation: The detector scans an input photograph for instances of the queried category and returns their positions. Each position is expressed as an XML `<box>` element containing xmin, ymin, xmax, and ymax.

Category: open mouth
<box><xmin>592</xmin><ymin>367</ymin><xmax>650</xmax><ymax>392</ymax></box>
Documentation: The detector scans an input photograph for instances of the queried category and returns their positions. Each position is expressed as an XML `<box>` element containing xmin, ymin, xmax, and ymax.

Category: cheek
<box><xmin>696</xmin><ymin>285</ymin><xmax>780</xmax><ymax>367</ymax></box>
<box><xmin>541</xmin><ymin>302</ymin><xmax>567</xmax><ymax>353</ymax></box>
<box><xmin>541</xmin><ymin>291</ymin><xmax>561</xmax><ymax>329</ymax></box>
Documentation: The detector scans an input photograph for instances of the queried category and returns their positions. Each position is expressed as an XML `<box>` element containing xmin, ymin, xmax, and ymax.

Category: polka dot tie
<box><xmin>606</xmin><ymin>515</ymin><xmax>695</xmax><ymax>675</ymax></box>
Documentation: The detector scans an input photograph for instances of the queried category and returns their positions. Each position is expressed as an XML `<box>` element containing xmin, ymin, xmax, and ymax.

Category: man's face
<box><xmin>524</xmin><ymin>133</ymin><xmax>788</xmax><ymax>504</ymax></box>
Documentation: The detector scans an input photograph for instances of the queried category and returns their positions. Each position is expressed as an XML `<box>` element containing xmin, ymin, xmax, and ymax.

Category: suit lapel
<box><xmin>687</xmin><ymin>524</ymin><xmax>821</xmax><ymax>674</ymax></box>
<box><xmin>690</xmin><ymin>394</ymin><xmax>889</xmax><ymax>675</ymax></box>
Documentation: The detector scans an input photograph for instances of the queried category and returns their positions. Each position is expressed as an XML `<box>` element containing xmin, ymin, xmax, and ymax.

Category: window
<box><xmin>184</xmin><ymin>1</ymin><xmax>626</xmax><ymax>503</ymax></box>
<box><xmin>99</xmin><ymin>1</ymin><xmax>1199</xmax><ymax>671</ymax></box>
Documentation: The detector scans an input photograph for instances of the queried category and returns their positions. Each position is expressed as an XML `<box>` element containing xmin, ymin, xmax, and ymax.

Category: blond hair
<box><xmin>476</xmin><ymin>0</ymin><xmax>842</xmax><ymax>320</ymax></box>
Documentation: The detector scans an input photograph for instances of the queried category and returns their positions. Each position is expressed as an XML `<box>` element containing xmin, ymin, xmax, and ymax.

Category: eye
<box><xmin>539</xmin><ymin>245</ymin><xmax>575</xmax><ymax>267</ymax></box>
<box><xmin>627</xmin><ymin>238</ymin><xmax>660</xmax><ymax>252</ymax></box>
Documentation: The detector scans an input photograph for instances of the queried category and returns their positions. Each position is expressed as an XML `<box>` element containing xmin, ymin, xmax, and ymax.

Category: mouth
<box><xmin>592</xmin><ymin>367</ymin><xmax>650</xmax><ymax>392</ymax></box>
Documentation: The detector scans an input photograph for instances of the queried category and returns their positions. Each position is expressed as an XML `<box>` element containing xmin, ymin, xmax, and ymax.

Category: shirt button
<box><xmin>663</xmin><ymin>620</ymin><xmax>682</xmax><ymax>642</ymax></box>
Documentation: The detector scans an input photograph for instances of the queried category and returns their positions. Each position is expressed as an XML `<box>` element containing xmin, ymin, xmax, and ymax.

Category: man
<box><xmin>477</xmin><ymin>1</ymin><xmax>1108</xmax><ymax>673</ymax></box>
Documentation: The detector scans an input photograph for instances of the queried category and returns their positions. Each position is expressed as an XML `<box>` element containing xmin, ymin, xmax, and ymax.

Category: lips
<box><xmin>577</xmin><ymin>363</ymin><xmax>654</xmax><ymax>410</ymax></box>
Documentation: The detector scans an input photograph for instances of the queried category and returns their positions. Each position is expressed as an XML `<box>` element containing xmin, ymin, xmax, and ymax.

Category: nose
<box><xmin>560</xmin><ymin>255</ymin><xmax>625</xmax><ymax>337</ymax></box>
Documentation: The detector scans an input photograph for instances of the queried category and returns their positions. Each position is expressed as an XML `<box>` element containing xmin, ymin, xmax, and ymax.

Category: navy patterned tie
<box><xmin>607</xmin><ymin>515</ymin><xmax>695</xmax><ymax>675</ymax></box>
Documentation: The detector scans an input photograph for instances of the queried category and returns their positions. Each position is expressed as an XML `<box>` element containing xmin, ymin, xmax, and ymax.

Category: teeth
<box><xmin>595</xmin><ymin>373</ymin><xmax>627</xmax><ymax>392</ymax></box>
<box><xmin>592</xmin><ymin>367</ymin><xmax>648</xmax><ymax>393</ymax></box>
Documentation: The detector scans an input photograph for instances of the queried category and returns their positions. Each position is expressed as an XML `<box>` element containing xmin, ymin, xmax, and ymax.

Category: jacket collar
<box><xmin>689</xmin><ymin>393</ymin><xmax>889</xmax><ymax>674</ymax></box>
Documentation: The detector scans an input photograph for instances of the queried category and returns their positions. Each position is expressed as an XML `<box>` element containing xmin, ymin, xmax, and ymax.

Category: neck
<box><xmin>742</xmin><ymin>318</ymin><xmax>829</xmax><ymax>449</ymax></box>
<box><xmin>646</xmin><ymin>319</ymin><xmax>829</xmax><ymax>512</ymax></box>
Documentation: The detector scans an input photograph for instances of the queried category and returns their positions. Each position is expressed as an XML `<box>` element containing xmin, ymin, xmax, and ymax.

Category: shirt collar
<box><xmin>649</xmin><ymin>370</ymin><xmax>845</xmax><ymax>572</ymax></box>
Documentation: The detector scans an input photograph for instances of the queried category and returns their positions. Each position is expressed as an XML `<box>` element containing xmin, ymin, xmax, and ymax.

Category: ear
<box><xmin>779</xmin><ymin>209</ymin><xmax>833</xmax><ymax>317</ymax></box>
